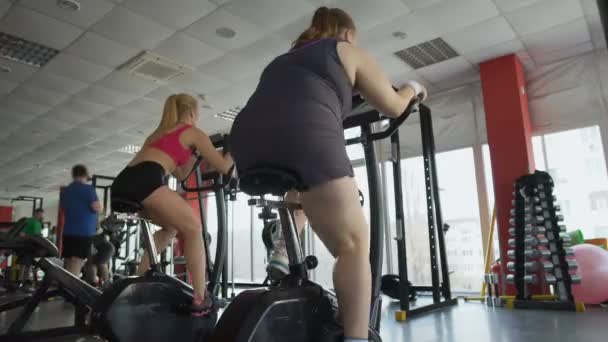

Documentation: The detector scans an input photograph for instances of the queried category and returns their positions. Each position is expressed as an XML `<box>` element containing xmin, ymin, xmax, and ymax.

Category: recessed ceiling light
<box><xmin>392</xmin><ymin>31</ymin><xmax>408</xmax><ymax>40</ymax></box>
<box><xmin>57</xmin><ymin>0</ymin><xmax>81</xmax><ymax>12</ymax></box>
<box><xmin>0</xmin><ymin>65</ymin><xmax>11</xmax><ymax>73</ymax></box>
<box><xmin>216</xmin><ymin>27</ymin><xmax>236</xmax><ymax>39</ymax></box>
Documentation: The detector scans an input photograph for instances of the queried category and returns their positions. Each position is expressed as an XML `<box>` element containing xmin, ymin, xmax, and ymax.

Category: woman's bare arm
<box><xmin>337</xmin><ymin>42</ymin><xmax>421</xmax><ymax>118</ymax></box>
<box><xmin>190</xmin><ymin>129</ymin><xmax>233</xmax><ymax>175</ymax></box>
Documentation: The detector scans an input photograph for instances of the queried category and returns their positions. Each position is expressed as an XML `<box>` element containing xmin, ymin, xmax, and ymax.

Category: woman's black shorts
<box><xmin>111</xmin><ymin>162</ymin><xmax>167</xmax><ymax>208</ymax></box>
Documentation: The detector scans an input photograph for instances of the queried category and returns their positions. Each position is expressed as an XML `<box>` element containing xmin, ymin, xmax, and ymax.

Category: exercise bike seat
<box><xmin>239</xmin><ymin>166</ymin><xmax>304</xmax><ymax>196</ymax></box>
<box><xmin>111</xmin><ymin>198</ymin><xmax>143</xmax><ymax>214</ymax></box>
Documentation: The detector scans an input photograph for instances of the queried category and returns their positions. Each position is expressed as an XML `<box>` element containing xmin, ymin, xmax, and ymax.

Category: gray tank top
<box><xmin>240</xmin><ymin>38</ymin><xmax>353</xmax><ymax>126</ymax></box>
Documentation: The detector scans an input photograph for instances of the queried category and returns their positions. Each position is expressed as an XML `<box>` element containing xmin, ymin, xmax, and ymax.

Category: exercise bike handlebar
<box><xmin>344</xmin><ymin>97</ymin><xmax>420</xmax><ymax>145</ymax></box>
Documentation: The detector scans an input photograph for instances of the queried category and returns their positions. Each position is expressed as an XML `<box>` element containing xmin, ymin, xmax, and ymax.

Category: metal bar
<box><xmin>215</xmin><ymin>181</ymin><xmax>229</xmax><ymax>298</ymax></box>
<box><xmin>598</xmin><ymin>0</ymin><xmax>608</xmax><ymax>49</ymax></box>
<box><xmin>405</xmin><ymin>298</ymin><xmax>459</xmax><ymax>317</ymax></box>
<box><xmin>140</xmin><ymin>220</ymin><xmax>159</xmax><ymax>270</ymax></box>
<box><xmin>391</xmin><ymin>129</ymin><xmax>412</xmax><ymax>312</ymax></box>
<box><xmin>278</xmin><ymin>207</ymin><xmax>305</xmax><ymax>269</ymax></box>
<box><xmin>195</xmin><ymin>166</ymin><xmax>213</xmax><ymax>285</ymax></box>
<box><xmin>362</xmin><ymin>123</ymin><xmax>384</xmax><ymax>331</ymax></box>
<box><xmin>250</xmin><ymin>202</ymin><xmax>255</xmax><ymax>283</ymax></box>
<box><xmin>380</xmin><ymin>163</ymin><xmax>394</xmax><ymax>275</ymax></box>
<box><xmin>420</xmin><ymin>104</ymin><xmax>452</xmax><ymax>300</ymax></box>
<box><xmin>419</xmin><ymin>106</ymin><xmax>441</xmax><ymax>303</ymax></box>
<box><xmin>8</xmin><ymin>276</ymin><xmax>51</xmax><ymax>334</ymax></box>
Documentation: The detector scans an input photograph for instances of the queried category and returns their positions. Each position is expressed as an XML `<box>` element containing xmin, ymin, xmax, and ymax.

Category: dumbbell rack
<box><xmin>504</xmin><ymin>171</ymin><xmax>584</xmax><ymax>311</ymax></box>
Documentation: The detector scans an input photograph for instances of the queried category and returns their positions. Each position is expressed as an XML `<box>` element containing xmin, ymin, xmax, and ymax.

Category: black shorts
<box><xmin>111</xmin><ymin>161</ymin><xmax>167</xmax><ymax>208</ymax></box>
<box><xmin>62</xmin><ymin>235</ymin><xmax>93</xmax><ymax>259</ymax></box>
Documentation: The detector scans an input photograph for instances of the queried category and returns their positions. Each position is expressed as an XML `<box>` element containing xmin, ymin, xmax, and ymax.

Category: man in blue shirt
<box><xmin>61</xmin><ymin>164</ymin><xmax>101</xmax><ymax>276</ymax></box>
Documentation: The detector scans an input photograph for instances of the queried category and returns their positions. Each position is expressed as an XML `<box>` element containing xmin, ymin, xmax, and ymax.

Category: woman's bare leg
<box><xmin>142</xmin><ymin>187</ymin><xmax>207</xmax><ymax>300</ymax></box>
<box><xmin>301</xmin><ymin>177</ymin><xmax>370</xmax><ymax>339</ymax></box>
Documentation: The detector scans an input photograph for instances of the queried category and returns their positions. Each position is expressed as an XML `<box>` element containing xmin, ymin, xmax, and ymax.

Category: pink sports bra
<box><xmin>148</xmin><ymin>124</ymin><xmax>193</xmax><ymax>167</ymax></box>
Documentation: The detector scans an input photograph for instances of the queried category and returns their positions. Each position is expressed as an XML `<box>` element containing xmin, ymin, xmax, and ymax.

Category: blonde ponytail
<box><xmin>147</xmin><ymin>93</ymin><xmax>198</xmax><ymax>142</ymax></box>
<box><xmin>293</xmin><ymin>7</ymin><xmax>355</xmax><ymax>48</ymax></box>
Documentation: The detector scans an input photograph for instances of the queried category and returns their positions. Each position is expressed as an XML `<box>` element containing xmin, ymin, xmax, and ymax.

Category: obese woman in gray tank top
<box><xmin>230</xmin><ymin>7</ymin><xmax>427</xmax><ymax>341</ymax></box>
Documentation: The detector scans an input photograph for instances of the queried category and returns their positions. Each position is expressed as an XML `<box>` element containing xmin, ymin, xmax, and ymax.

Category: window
<box><xmin>385</xmin><ymin>148</ymin><xmax>485</xmax><ymax>292</ymax></box>
<box><xmin>483</xmin><ymin>126</ymin><xmax>608</xmax><ymax>241</ymax></box>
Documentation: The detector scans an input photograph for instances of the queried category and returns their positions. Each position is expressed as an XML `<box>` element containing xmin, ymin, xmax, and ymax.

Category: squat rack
<box><xmin>387</xmin><ymin>104</ymin><xmax>458</xmax><ymax>319</ymax></box>
<box><xmin>11</xmin><ymin>196</ymin><xmax>44</xmax><ymax>216</ymax></box>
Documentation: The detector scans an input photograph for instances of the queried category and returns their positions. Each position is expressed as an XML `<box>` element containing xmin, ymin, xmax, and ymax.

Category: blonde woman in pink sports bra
<box><xmin>111</xmin><ymin>93</ymin><xmax>233</xmax><ymax>316</ymax></box>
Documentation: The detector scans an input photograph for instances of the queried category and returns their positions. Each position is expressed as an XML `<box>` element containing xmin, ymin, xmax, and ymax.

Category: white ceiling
<box><xmin>0</xmin><ymin>0</ymin><xmax>605</xmax><ymax>203</ymax></box>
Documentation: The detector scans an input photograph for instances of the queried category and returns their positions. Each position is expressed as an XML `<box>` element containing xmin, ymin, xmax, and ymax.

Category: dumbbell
<box><xmin>507</xmin><ymin>249</ymin><xmax>550</xmax><ymax>259</ymax></box>
<box><xmin>506</xmin><ymin>274</ymin><xmax>537</xmax><ymax>284</ymax></box>
<box><xmin>567</xmin><ymin>260</ymin><xmax>578</xmax><ymax>270</ymax></box>
<box><xmin>508</xmin><ymin>226</ymin><xmax>546</xmax><ymax>236</ymax></box>
<box><xmin>507</xmin><ymin>261</ymin><xmax>537</xmax><ymax>272</ymax></box>
<box><xmin>570</xmin><ymin>275</ymin><xmax>582</xmax><ymax>284</ymax></box>
<box><xmin>542</xmin><ymin>261</ymin><xmax>554</xmax><ymax>271</ymax></box>
<box><xmin>508</xmin><ymin>237</ymin><xmax>539</xmax><ymax>248</ymax></box>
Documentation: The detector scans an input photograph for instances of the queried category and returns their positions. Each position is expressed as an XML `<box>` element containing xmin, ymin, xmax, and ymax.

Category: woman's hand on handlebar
<box><xmin>399</xmin><ymin>80</ymin><xmax>428</xmax><ymax>102</ymax></box>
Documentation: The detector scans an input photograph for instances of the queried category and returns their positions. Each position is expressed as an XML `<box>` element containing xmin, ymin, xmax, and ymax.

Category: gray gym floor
<box><xmin>1</xmin><ymin>295</ymin><xmax>607</xmax><ymax>341</ymax></box>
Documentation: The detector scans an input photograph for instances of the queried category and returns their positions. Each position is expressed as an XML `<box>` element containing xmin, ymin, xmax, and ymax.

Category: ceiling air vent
<box><xmin>121</xmin><ymin>51</ymin><xmax>192</xmax><ymax>82</ymax></box>
<box><xmin>0</xmin><ymin>32</ymin><xmax>59</xmax><ymax>68</ymax></box>
<box><xmin>395</xmin><ymin>38</ymin><xmax>459</xmax><ymax>69</ymax></box>
<box><xmin>19</xmin><ymin>184</ymin><xmax>42</xmax><ymax>190</ymax></box>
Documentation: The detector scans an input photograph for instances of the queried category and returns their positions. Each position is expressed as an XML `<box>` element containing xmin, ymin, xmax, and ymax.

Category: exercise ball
<box><xmin>571</xmin><ymin>244</ymin><xmax>608</xmax><ymax>304</ymax></box>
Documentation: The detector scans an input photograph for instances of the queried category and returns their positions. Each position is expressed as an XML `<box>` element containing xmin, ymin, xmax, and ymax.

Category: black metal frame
<box><xmin>1</xmin><ymin>258</ymin><xmax>100</xmax><ymax>341</ymax></box>
<box><xmin>180</xmin><ymin>134</ymin><xmax>229</xmax><ymax>298</ymax></box>
<box><xmin>11</xmin><ymin>196</ymin><xmax>44</xmax><ymax>216</ymax></box>
<box><xmin>386</xmin><ymin>104</ymin><xmax>458</xmax><ymax>317</ymax></box>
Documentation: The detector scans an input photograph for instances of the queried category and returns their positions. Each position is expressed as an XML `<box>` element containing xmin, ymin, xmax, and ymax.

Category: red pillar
<box><xmin>480</xmin><ymin>54</ymin><xmax>536</xmax><ymax>295</ymax></box>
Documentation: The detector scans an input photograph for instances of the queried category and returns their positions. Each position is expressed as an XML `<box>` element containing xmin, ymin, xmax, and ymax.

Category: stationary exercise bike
<box><xmin>91</xmin><ymin>198</ymin><xmax>217</xmax><ymax>342</ymax></box>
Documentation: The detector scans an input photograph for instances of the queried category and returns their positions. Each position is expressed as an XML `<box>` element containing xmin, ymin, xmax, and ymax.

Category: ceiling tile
<box><xmin>66</xmin><ymin>32</ymin><xmax>138</xmax><ymax>68</ymax></box>
<box><xmin>0</xmin><ymin>6</ymin><xmax>82</xmax><ymax>49</ymax></box>
<box><xmin>76</xmin><ymin>85</ymin><xmax>139</xmax><ymax>107</ymax></box>
<box><xmin>400</xmin><ymin>0</ymin><xmax>443</xmax><ymax>10</ymax></box>
<box><xmin>122</xmin><ymin>97</ymin><xmax>164</xmax><ymax>116</ymax></box>
<box><xmin>3</xmin><ymin>97</ymin><xmax>49</xmax><ymax>116</ymax></box>
<box><xmin>97</xmin><ymin>71</ymin><xmax>160</xmax><ymax>97</ymax></box>
<box><xmin>26</xmin><ymin>71</ymin><xmax>88</xmax><ymax>95</ymax></box>
<box><xmin>18</xmin><ymin>0</ymin><xmax>115</xmax><ymax>28</ymax></box>
<box><xmin>444</xmin><ymin>17</ymin><xmax>516</xmax><ymax>54</ymax></box>
<box><xmin>0</xmin><ymin>59</ymin><xmax>37</xmax><ymax>83</ymax></box>
<box><xmin>417</xmin><ymin>57</ymin><xmax>478</xmax><ymax>87</ymax></box>
<box><xmin>580</xmin><ymin>0</ymin><xmax>599</xmax><ymax>14</ymax></box>
<box><xmin>505</xmin><ymin>0</ymin><xmax>584</xmax><ymax>36</ymax></box>
<box><xmin>330</xmin><ymin>0</ymin><xmax>410</xmax><ymax>30</ymax></box>
<box><xmin>44</xmin><ymin>53</ymin><xmax>113</xmax><ymax>83</ymax></box>
<box><xmin>12</xmin><ymin>85</ymin><xmax>68</xmax><ymax>107</ymax></box>
<box><xmin>186</xmin><ymin>8</ymin><xmax>264</xmax><ymax>51</ymax></box>
<box><xmin>29</xmin><ymin>117</ymin><xmax>73</xmax><ymax>133</ymax></box>
<box><xmin>200</xmin><ymin>34</ymin><xmax>289</xmax><ymax>82</ymax></box>
<box><xmin>0</xmin><ymin>0</ymin><xmax>11</xmax><ymax>17</ymax></box>
<box><xmin>123</xmin><ymin>0</ymin><xmax>216</xmax><ymax>30</ymax></box>
<box><xmin>103</xmin><ymin>109</ymin><xmax>152</xmax><ymax>125</ymax></box>
<box><xmin>358</xmin><ymin>13</ymin><xmax>439</xmax><ymax>58</ymax></box>
<box><xmin>464</xmin><ymin>39</ymin><xmax>526</xmax><ymax>65</ymax></box>
<box><xmin>92</xmin><ymin>7</ymin><xmax>175</xmax><ymax>50</ymax></box>
<box><xmin>224</xmin><ymin>0</ymin><xmax>315</xmax><ymax>33</ymax></box>
<box><xmin>494</xmin><ymin>0</ymin><xmax>543</xmax><ymax>12</ymax></box>
<box><xmin>588</xmin><ymin>12</ymin><xmax>607</xmax><ymax>49</ymax></box>
<box><xmin>154</xmin><ymin>33</ymin><xmax>224</xmax><ymax>67</ymax></box>
<box><xmin>58</xmin><ymin>98</ymin><xmax>112</xmax><ymax>117</ymax></box>
<box><xmin>170</xmin><ymin>71</ymin><xmax>231</xmax><ymax>95</ymax></box>
<box><xmin>523</xmin><ymin>18</ymin><xmax>590</xmax><ymax>56</ymax></box>
<box><xmin>0</xmin><ymin>79</ymin><xmax>18</xmax><ymax>95</ymax></box>
<box><xmin>414</xmin><ymin>0</ymin><xmax>499</xmax><ymax>34</ymax></box>
<box><xmin>533</xmin><ymin>40</ymin><xmax>594</xmax><ymax>65</ymax></box>
<box><xmin>45</xmin><ymin>107</ymin><xmax>90</xmax><ymax>125</ymax></box>
<box><xmin>376</xmin><ymin>54</ymin><xmax>413</xmax><ymax>79</ymax></box>
<box><xmin>0</xmin><ymin>109</ymin><xmax>36</xmax><ymax>125</ymax></box>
